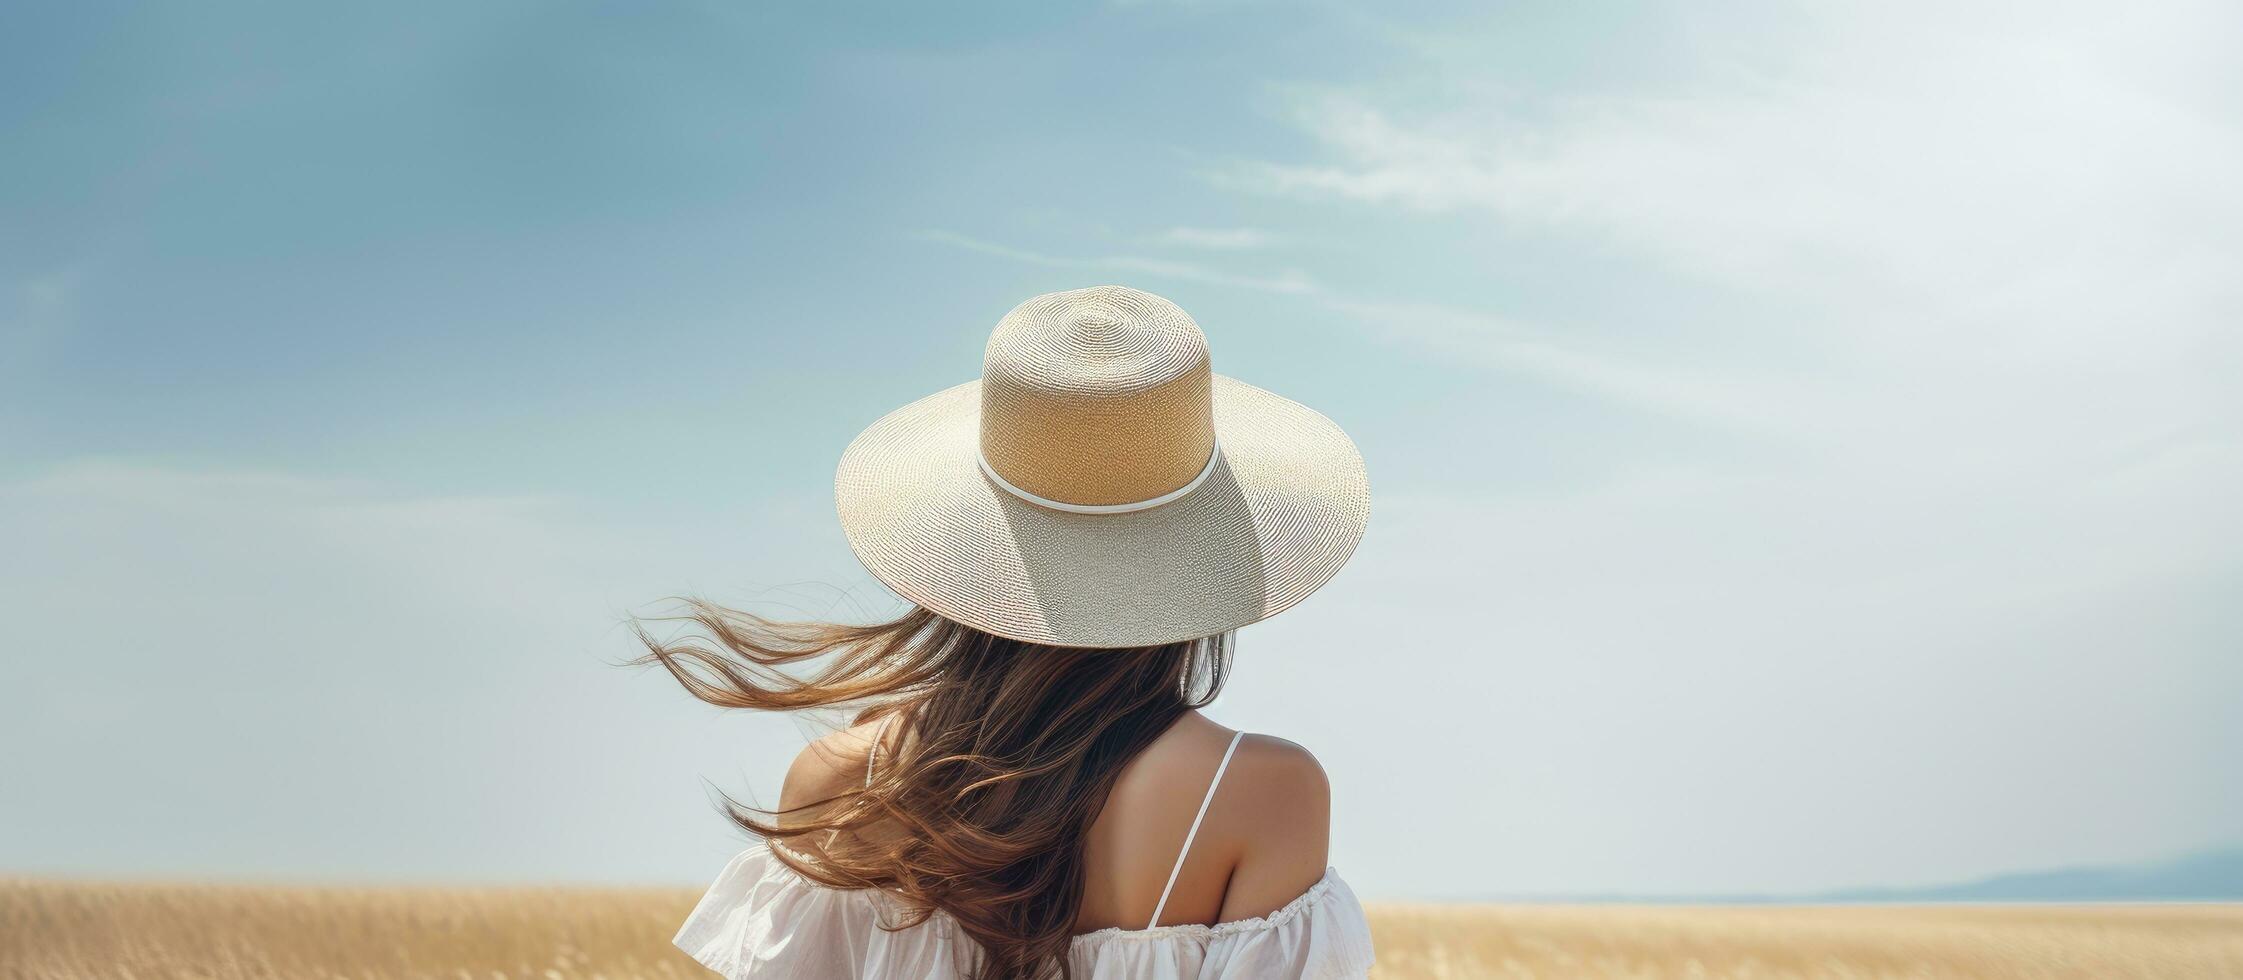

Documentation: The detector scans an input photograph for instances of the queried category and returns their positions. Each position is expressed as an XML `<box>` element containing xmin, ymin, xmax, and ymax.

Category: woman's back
<box><xmin>782</xmin><ymin>710</ymin><xmax>1332</xmax><ymax>934</ymax></box>
<box><xmin>649</xmin><ymin>284</ymin><xmax>1375</xmax><ymax>978</ymax></box>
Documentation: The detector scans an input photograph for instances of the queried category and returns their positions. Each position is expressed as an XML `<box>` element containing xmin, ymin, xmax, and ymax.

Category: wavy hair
<box><xmin>633</xmin><ymin>602</ymin><xmax>1231</xmax><ymax>980</ymax></box>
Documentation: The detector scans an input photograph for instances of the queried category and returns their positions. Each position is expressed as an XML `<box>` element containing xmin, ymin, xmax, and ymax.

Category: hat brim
<box><xmin>834</xmin><ymin>375</ymin><xmax>1369</xmax><ymax>648</ymax></box>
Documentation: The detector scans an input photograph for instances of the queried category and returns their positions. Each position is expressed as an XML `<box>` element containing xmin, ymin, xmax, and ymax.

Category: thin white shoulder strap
<box><xmin>1147</xmin><ymin>730</ymin><xmax>1246</xmax><ymax>930</ymax></box>
<box><xmin>864</xmin><ymin>715</ymin><xmax>892</xmax><ymax>789</ymax></box>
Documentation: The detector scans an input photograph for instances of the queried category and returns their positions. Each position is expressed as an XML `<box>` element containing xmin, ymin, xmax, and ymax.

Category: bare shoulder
<box><xmin>1224</xmin><ymin>733</ymin><xmax>1332</xmax><ymax>814</ymax></box>
<box><xmin>1078</xmin><ymin>712</ymin><xmax>1334</xmax><ymax>928</ymax></box>
<box><xmin>777</xmin><ymin>719</ymin><xmax>884</xmax><ymax>819</ymax></box>
<box><xmin>1210</xmin><ymin>731</ymin><xmax>1333</xmax><ymax>919</ymax></box>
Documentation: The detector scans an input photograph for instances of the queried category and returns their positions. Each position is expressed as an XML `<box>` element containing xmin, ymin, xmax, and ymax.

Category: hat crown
<box><xmin>980</xmin><ymin>286</ymin><xmax>1216</xmax><ymax>508</ymax></box>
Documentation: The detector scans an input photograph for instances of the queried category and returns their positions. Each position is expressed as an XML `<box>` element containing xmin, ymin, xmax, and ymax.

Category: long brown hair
<box><xmin>633</xmin><ymin>600</ymin><xmax>1231</xmax><ymax>980</ymax></box>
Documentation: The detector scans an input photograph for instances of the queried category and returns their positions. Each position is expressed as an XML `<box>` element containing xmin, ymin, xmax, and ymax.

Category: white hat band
<box><xmin>978</xmin><ymin>439</ymin><xmax>1223</xmax><ymax>515</ymax></box>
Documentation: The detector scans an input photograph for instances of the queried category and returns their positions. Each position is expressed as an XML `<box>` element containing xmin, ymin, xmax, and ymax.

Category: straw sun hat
<box><xmin>835</xmin><ymin>285</ymin><xmax>1368</xmax><ymax>648</ymax></box>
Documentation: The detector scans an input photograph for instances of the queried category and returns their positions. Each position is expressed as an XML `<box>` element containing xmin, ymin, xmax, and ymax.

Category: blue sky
<box><xmin>4</xmin><ymin>1</ymin><xmax>2239</xmax><ymax>899</ymax></box>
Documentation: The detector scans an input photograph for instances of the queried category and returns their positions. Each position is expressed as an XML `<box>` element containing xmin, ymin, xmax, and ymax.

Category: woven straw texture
<box><xmin>980</xmin><ymin>288</ymin><xmax>1216</xmax><ymax>506</ymax></box>
<box><xmin>837</xmin><ymin>375</ymin><xmax>1367</xmax><ymax>647</ymax></box>
<box><xmin>835</xmin><ymin>285</ymin><xmax>1368</xmax><ymax>648</ymax></box>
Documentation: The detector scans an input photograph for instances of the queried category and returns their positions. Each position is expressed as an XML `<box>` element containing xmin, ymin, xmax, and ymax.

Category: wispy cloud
<box><xmin>1218</xmin><ymin>7</ymin><xmax>2243</xmax><ymax>316</ymax></box>
<box><xmin>1211</xmin><ymin>4</ymin><xmax>2241</xmax><ymax>463</ymax></box>
<box><xmin>1327</xmin><ymin>298</ymin><xmax>1809</xmax><ymax>434</ymax></box>
<box><xmin>912</xmin><ymin>229</ymin><xmax>1317</xmax><ymax>294</ymax></box>
<box><xmin>1155</xmin><ymin>226</ymin><xmax>1281</xmax><ymax>250</ymax></box>
<box><xmin>1198</xmin><ymin>14</ymin><xmax>2243</xmax><ymax>891</ymax></box>
<box><xmin>914</xmin><ymin>228</ymin><xmax>1770</xmax><ymax>429</ymax></box>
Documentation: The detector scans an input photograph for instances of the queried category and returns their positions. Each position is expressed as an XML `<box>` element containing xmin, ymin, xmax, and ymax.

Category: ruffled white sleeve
<box><xmin>675</xmin><ymin>846</ymin><xmax>967</xmax><ymax>979</ymax></box>
<box><xmin>676</xmin><ymin>846</ymin><xmax>1376</xmax><ymax>980</ymax></box>
<box><xmin>1067</xmin><ymin>870</ymin><xmax>1377</xmax><ymax>980</ymax></box>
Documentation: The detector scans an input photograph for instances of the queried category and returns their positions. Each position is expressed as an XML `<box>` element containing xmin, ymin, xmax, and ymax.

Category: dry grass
<box><xmin>3</xmin><ymin>880</ymin><xmax>2238</xmax><ymax>979</ymax></box>
<box><xmin>1367</xmin><ymin>901</ymin><xmax>2243</xmax><ymax>979</ymax></box>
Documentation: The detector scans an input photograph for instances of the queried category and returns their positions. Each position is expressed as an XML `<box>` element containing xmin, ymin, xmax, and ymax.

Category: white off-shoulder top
<box><xmin>674</xmin><ymin>732</ymin><xmax>1376</xmax><ymax>979</ymax></box>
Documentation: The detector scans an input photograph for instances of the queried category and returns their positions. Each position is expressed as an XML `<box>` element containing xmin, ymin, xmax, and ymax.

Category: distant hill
<box><xmin>1504</xmin><ymin>847</ymin><xmax>2243</xmax><ymax>905</ymax></box>
<box><xmin>1810</xmin><ymin>847</ymin><xmax>2243</xmax><ymax>903</ymax></box>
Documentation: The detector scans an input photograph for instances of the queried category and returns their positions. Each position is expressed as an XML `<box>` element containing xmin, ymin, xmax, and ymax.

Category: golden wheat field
<box><xmin>2</xmin><ymin>880</ymin><xmax>2238</xmax><ymax>980</ymax></box>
